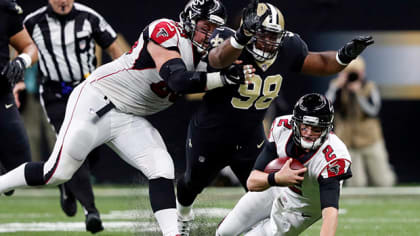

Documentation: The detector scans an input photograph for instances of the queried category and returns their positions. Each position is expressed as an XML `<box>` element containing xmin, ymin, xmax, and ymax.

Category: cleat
<box><xmin>85</xmin><ymin>212</ymin><xmax>104</xmax><ymax>234</ymax></box>
<box><xmin>58</xmin><ymin>184</ymin><xmax>77</xmax><ymax>217</ymax></box>
<box><xmin>4</xmin><ymin>189</ymin><xmax>14</xmax><ymax>196</ymax></box>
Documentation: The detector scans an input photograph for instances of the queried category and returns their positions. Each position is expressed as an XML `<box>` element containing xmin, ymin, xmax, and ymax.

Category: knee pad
<box><xmin>24</xmin><ymin>162</ymin><xmax>45</xmax><ymax>186</ymax></box>
<box><xmin>149</xmin><ymin>177</ymin><xmax>176</xmax><ymax>212</ymax></box>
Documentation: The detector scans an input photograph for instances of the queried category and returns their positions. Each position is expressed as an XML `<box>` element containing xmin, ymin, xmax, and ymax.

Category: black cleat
<box><xmin>58</xmin><ymin>184</ymin><xmax>77</xmax><ymax>217</ymax></box>
<box><xmin>86</xmin><ymin>212</ymin><xmax>104</xmax><ymax>234</ymax></box>
<box><xmin>4</xmin><ymin>189</ymin><xmax>14</xmax><ymax>196</ymax></box>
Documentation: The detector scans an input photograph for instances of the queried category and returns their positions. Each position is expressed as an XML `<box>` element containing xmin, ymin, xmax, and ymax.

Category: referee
<box><xmin>22</xmin><ymin>0</ymin><xmax>123</xmax><ymax>233</ymax></box>
<box><xmin>0</xmin><ymin>0</ymin><xmax>37</xmax><ymax>196</ymax></box>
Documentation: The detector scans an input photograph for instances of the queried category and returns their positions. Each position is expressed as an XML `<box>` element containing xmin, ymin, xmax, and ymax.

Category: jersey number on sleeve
<box><xmin>231</xmin><ymin>74</ymin><xmax>283</xmax><ymax>110</ymax></box>
<box><xmin>322</xmin><ymin>145</ymin><xmax>337</xmax><ymax>161</ymax></box>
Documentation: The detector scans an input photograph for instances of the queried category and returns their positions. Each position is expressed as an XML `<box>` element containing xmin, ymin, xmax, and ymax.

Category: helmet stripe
<box><xmin>267</xmin><ymin>3</ymin><xmax>278</xmax><ymax>25</ymax></box>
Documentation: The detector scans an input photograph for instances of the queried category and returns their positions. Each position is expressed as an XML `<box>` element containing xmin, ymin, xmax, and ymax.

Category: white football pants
<box><xmin>44</xmin><ymin>80</ymin><xmax>174</xmax><ymax>185</ymax></box>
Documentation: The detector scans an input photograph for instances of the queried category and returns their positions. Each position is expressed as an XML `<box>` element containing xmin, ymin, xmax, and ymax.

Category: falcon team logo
<box><xmin>328</xmin><ymin>162</ymin><xmax>340</xmax><ymax>175</ymax></box>
<box><xmin>327</xmin><ymin>159</ymin><xmax>346</xmax><ymax>177</ymax></box>
<box><xmin>156</xmin><ymin>28</ymin><xmax>169</xmax><ymax>38</ymax></box>
<box><xmin>151</xmin><ymin>21</ymin><xmax>177</xmax><ymax>44</ymax></box>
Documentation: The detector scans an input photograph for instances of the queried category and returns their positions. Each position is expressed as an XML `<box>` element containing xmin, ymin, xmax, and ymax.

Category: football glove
<box><xmin>0</xmin><ymin>0</ymin><xmax>23</xmax><ymax>14</ymax></box>
<box><xmin>234</xmin><ymin>0</ymin><xmax>260</xmax><ymax>46</ymax></box>
<box><xmin>1</xmin><ymin>57</ymin><xmax>26</xmax><ymax>86</ymax></box>
<box><xmin>337</xmin><ymin>36</ymin><xmax>374</xmax><ymax>65</ymax></box>
<box><xmin>220</xmin><ymin>64</ymin><xmax>246</xmax><ymax>86</ymax></box>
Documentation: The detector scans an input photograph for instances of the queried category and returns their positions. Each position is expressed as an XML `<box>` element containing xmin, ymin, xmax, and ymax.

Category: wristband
<box><xmin>230</xmin><ymin>37</ymin><xmax>245</xmax><ymax>50</ymax></box>
<box><xmin>335</xmin><ymin>52</ymin><xmax>349</xmax><ymax>66</ymax></box>
<box><xmin>206</xmin><ymin>72</ymin><xmax>224</xmax><ymax>90</ymax></box>
<box><xmin>18</xmin><ymin>53</ymin><xmax>32</xmax><ymax>68</ymax></box>
<box><xmin>267</xmin><ymin>172</ymin><xmax>278</xmax><ymax>186</ymax></box>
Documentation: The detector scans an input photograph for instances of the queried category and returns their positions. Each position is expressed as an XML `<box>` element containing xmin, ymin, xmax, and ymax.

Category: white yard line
<box><xmin>0</xmin><ymin>208</ymin><xmax>228</xmax><ymax>233</ymax></box>
<box><xmin>10</xmin><ymin>186</ymin><xmax>420</xmax><ymax>197</ymax></box>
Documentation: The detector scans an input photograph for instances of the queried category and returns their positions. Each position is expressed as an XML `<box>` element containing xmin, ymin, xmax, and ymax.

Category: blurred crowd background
<box><xmin>15</xmin><ymin>0</ymin><xmax>420</xmax><ymax>184</ymax></box>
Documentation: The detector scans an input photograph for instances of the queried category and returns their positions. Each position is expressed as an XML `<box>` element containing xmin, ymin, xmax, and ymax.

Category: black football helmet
<box><xmin>180</xmin><ymin>0</ymin><xmax>227</xmax><ymax>51</ymax></box>
<box><xmin>292</xmin><ymin>93</ymin><xmax>334</xmax><ymax>150</ymax></box>
<box><xmin>246</xmin><ymin>3</ymin><xmax>286</xmax><ymax>61</ymax></box>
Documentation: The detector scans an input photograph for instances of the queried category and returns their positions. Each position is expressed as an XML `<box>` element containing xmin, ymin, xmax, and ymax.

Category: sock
<box><xmin>154</xmin><ymin>208</ymin><xmax>179</xmax><ymax>236</ymax></box>
<box><xmin>176</xmin><ymin>199</ymin><xmax>193</xmax><ymax>219</ymax></box>
<box><xmin>0</xmin><ymin>163</ymin><xmax>28</xmax><ymax>193</ymax></box>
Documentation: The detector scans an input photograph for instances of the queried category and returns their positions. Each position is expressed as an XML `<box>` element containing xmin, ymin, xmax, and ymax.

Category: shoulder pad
<box><xmin>150</xmin><ymin>19</ymin><xmax>178</xmax><ymax>45</ymax></box>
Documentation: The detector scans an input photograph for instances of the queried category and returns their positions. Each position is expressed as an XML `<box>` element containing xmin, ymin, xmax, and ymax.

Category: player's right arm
<box><xmin>2</xmin><ymin>4</ymin><xmax>37</xmax><ymax>90</ymax></box>
<box><xmin>208</xmin><ymin>38</ymin><xmax>243</xmax><ymax>69</ymax></box>
<box><xmin>208</xmin><ymin>0</ymin><xmax>260</xmax><ymax>69</ymax></box>
<box><xmin>248</xmin><ymin>152</ymin><xmax>303</xmax><ymax>191</ymax></box>
<box><xmin>146</xmin><ymin>20</ymin><xmax>246</xmax><ymax>93</ymax></box>
<box><xmin>247</xmin><ymin>141</ymin><xmax>279</xmax><ymax>192</ymax></box>
<box><xmin>247</xmin><ymin>117</ymin><xmax>305</xmax><ymax>191</ymax></box>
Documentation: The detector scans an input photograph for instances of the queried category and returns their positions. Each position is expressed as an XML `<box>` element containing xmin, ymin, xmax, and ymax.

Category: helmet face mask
<box><xmin>180</xmin><ymin>0</ymin><xmax>227</xmax><ymax>51</ymax></box>
<box><xmin>292</xmin><ymin>93</ymin><xmax>334</xmax><ymax>150</ymax></box>
<box><xmin>246</xmin><ymin>3</ymin><xmax>286</xmax><ymax>61</ymax></box>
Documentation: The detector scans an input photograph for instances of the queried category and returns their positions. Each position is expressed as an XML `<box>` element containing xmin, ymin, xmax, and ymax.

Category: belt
<box><xmin>96</xmin><ymin>97</ymin><xmax>115</xmax><ymax>118</ymax></box>
<box><xmin>42</xmin><ymin>80</ymin><xmax>81</xmax><ymax>95</ymax></box>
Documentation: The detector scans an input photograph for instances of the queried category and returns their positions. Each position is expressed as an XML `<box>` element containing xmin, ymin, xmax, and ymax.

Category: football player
<box><xmin>175</xmin><ymin>2</ymin><xmax>371</xmax><ymax>235</ymax></box>
<box><xmin>216</xmin><ymin>93</ymin><xmax>352</xmax><ymax>236</ymax></box>
<box><xmin>0</xmin><ymin>1</ymin><xmax>246</xmax><ymax>235</ymax></box>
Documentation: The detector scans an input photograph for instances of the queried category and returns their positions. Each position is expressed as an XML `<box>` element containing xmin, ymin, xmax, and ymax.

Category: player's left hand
<box><xmin>338</xmin><ymin>36</ymin><xmax>374</xmax><ymax>64</ymax></box>
<box><xmin>1</xmin><ymin>57</ymin><xmax>26</xmax><ymax>87</ymax></box>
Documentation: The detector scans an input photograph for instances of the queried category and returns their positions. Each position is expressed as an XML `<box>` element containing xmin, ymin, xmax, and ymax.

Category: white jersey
<box><xmin>89</xmin><ymin>18</ymin><xmax>196</xmax><ymax>116</ymax></box>
<box><xmin>268</xmin><ymin>115</ymin><xmax>352</xmax><ymax>218</ymax></box>
<box><xmin>216</xmin><ymin>115</ymin><xmax>352</xmax><ymax>236</ymax></box>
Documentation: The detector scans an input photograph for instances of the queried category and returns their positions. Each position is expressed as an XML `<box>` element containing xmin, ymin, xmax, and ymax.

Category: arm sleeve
<box><xmin>159</xmin><ymin>58</ymin><xmax>207</xmax><ymax>93</ymax></box>
<box><xmin>318</xmin><ymin>176</ymin><xmax>341</xmax><ymax>209</ymax></box>
<box><xmin>253</xmin><ymin>141</ymin><xmax>278</xmax><ymax>171</ymax></box>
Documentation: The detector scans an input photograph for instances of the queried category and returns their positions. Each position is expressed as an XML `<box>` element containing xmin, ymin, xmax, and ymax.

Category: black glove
<box><xmin>234</xmin><ymin>0</ymin><xmax>260</xmax><ymax>46</ymax></box>
<box><xmin>220</xmin><ymin>64</ymin><xmax>246</xmax><ymax>86</ymax></box>
<box><xmin>0</xmin><ymin>0</ymin><xmax>23</xmax><ymax>14</ymax></box>
<box><xmin>337</xmin><ymin>36</ymin><xmax>374</xmax><ymax>64</ymax></box>
<box><xmin>1</xmin><ymin>57</ymin><xmax>26</xmax><ymax>86</ymax></box>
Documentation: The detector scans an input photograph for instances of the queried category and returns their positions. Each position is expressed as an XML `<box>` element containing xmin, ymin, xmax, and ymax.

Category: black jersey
<box><xmin>0</xmin><ymin>0</ymin><xmax>24</xmax><ymax>94</ymax></box>
<box><xmin>193</xmin><ymin>27</ymin><xmax>308</xmax><ymax>128</ymax></box>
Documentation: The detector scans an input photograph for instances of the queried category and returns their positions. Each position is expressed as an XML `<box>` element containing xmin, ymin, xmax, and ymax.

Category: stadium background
<box><xmin>17</xmin><ymin>0</ymin><xmax>420</xmax><ymax>184</ymax></box>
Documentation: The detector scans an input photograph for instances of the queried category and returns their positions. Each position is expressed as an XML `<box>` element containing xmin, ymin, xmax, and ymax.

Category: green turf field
<box><xmin>1</xmin><ymin>186</ymin><xmax>419</xmax><ymax>235</ymax></box>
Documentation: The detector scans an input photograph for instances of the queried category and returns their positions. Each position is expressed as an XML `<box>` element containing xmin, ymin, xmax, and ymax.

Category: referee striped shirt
<box><xmin>23</xmin><ymin>3</ymin><xmax>117</xmax><ymax>83</ymax></box>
